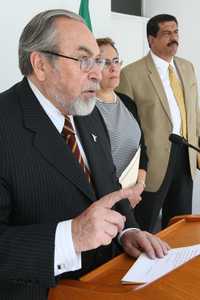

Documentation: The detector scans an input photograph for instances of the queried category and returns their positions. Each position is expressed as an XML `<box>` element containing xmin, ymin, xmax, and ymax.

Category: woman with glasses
<box><xmin>96</xmin><ymin>38</ymin><xmax>148</xmax><ymax>207</ymax></box>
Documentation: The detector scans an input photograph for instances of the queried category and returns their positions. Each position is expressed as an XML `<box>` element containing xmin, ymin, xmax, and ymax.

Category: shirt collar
<box><xmin>28</xmin><ymin>79</ymin><xmax>65</xmax><ymax>133</ymax></box>
<box><xmin>150</xmin><ymin>50</ymin><xmax>175</xmax><ymax>73</ymax></box>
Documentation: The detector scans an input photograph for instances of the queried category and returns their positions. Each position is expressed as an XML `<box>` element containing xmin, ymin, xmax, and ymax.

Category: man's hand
<box><xmin>72</xmin><ymin>189</ymin><xmax>134</xmax><ymax>253</ymax></box>
<box><xmin>121</xmin><ymin>229</ymin><xmax>170</xmax><ymax>259</ymax></box>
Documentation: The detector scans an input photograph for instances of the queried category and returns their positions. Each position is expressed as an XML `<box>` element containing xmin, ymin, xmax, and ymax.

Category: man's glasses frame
<box><xmin>40</xmin><ymin>50</ymin><xmax>106</xmax><ymax>72</ymax></box>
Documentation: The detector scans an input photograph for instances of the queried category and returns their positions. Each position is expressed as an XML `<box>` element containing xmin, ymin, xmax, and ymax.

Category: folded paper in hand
<box><xmin>119</xmin><ymin>146</ymin><xmax>141</xmax><ymax>188</ymax></box>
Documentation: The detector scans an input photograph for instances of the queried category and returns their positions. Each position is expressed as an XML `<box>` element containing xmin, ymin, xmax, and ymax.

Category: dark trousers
<box><xmin>135</xmin><ymin>142</ymin><xmax>193</xmax><ymax>232</ymax></box>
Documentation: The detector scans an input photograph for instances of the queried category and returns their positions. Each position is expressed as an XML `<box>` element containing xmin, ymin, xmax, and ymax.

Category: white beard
<box><xmin>48</xmin><ymin>65</ymin><xmax>99</xmax><ymax>116</ymax></box>
<box><xmin>53</xmin><ymin>94</ymin><xmax>97</xmax><ymax>116</ymax></box>
<box><xmin>67</xmin><ymin>95</ymin><xmax>96</xmax><ymax>116</ymax></box>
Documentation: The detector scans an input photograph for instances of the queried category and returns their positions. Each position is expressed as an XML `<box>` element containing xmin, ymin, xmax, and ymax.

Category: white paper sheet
<box><xmin>121</xmin><ymin>244</ymin><xmax>200</xmax><ymax>288</ymax></box>
<box><xmin>119</xmin><ymin>146</ymin><xmax>141</xmax><ymax>188</ymax></box>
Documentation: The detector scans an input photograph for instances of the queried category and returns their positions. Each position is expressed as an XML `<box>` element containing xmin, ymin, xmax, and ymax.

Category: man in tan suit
<box><xmin>117</xmin><ymin>14</ymin><xmax>200</xmax><ymax>231</ymax></box>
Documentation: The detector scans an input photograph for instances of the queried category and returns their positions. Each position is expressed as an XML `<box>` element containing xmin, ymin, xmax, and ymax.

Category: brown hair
<box><xmin>96</xmin><ymin>37</ymin><xmax>118</xmax><ymax>54</ymax></box>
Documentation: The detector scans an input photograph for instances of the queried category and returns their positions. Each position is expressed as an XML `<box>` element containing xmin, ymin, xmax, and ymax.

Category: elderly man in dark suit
<box><xmin>0</xmin><ymin>9</ymin><xmax>169</xmax><ymax>300</ymax></box>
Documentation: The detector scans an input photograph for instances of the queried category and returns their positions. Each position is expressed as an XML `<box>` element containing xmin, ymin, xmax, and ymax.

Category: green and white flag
<box><xmin>79</xmin><ymin>0</ymin><xmax>92</xmax><ymax>32</ymax></box>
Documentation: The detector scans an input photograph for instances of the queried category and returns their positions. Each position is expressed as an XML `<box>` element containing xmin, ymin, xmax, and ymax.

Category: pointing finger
<box><xmin>97</xmin><ymin>189</ymin><xmax>131</xmax><ymax>209</ymax></box>
<box><xmin>96</xmin><ymin>190</ymin><xmax>123</xmax><ymax>208</ymax></box>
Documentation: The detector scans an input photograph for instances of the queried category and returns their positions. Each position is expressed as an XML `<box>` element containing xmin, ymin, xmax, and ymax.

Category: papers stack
<box><xmin>121</xmin><ymin>244</ymin><xmax>200</xmax><ymax>288</ymax></box>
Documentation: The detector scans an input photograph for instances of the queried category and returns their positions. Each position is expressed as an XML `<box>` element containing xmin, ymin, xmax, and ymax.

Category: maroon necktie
<box><xmin>62</xmin><ymin>115</ymin><xmax>91</xmax><ymax>183</ymax></box>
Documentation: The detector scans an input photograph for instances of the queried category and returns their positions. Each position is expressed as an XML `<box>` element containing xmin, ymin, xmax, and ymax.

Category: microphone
<box><xmin>169</xmin><ymin>134</ymin><xmax>200</xmax><ymax>153</ymax></box>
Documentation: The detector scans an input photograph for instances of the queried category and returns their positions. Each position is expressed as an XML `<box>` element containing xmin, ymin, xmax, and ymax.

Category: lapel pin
<box><xmin>91</xmin><ymin>133</ymin><xmax>97</xmax><ymax>142</ymax></box>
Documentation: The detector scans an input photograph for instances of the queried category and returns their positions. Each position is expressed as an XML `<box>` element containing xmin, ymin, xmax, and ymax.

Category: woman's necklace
<box><xmin>96</xmin><ymin>92</ymin><xmax>117</xmax><ymax>103</ymax></box>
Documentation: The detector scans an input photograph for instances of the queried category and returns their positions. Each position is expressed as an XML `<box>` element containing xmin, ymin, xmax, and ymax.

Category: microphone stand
<box><xmin>169</xmin><ymin>134</ymin><xmax>200</xmax><ymax>153</ymax></box>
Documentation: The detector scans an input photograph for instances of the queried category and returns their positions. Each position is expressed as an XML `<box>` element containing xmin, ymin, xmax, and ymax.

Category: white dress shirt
<box><xmin>28</xmin><ymin>80</ymin><xmax>82</xmax><ymax>276</ymax></box>
<box><xmin>151</xmin><ymin>51</ymin><xmax>182</xmax><ymax>135</ymax></box>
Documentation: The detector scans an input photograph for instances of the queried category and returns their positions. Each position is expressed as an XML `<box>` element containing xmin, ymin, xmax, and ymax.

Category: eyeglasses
<box><xmin>40</xmin><ymin>50</ymin><xmax>106</xmax><ymax>72</ymax></box>
<box><xmin>104</xmin><ymin>58</ymin><xmax>123</xmax><ymax>69</ymax></box>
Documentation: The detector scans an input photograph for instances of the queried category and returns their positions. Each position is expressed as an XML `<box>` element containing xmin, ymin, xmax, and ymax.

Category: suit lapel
<box><xmin>146</xmin><ymin>53</ymin><xmax>172</xmax><ymax>123</ymax></box>
<box><xmin>16</xmin><ymin>78</ymin><xmax>95</xmax><ymax>201</ymax></box>
<box><xmin>74</xmin><ymin>109</ymin><xmax>115</xmax><ymax>200</ymax></box>
<box><xmin>75</xmin><ymin>113</ymin><xmax>104</xmax><ymax>200</ymax></box>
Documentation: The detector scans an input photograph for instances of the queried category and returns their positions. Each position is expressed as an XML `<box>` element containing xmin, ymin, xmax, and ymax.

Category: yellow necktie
<box><xmin>168</xmin><ymin>65</ymin><xmax>187</xmax><ymax>139</ymax></box>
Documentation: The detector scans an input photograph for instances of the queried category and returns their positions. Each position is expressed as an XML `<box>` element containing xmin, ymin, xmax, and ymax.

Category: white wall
<box><xmin>0</xmin><ymin>0</ymin><xmax>147</xmax><ymax>92</ymax></box>
<box><xmin>143</xmin><ymin>0</ymin><xmax>200</xmax><ymax>213</ymax></box>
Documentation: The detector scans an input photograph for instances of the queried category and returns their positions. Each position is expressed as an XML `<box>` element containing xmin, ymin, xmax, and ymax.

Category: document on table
<box><xmin>121</xmin><ymin>244</ymin><xmax>200</xmax><ymax>287</ymax></box>
<box><xmin>119</xmin><ymin>146</ymin><xmax>141</xmax><ymax>188</ymax></box>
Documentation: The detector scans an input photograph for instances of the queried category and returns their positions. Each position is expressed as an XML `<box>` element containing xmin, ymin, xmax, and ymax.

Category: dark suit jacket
<box><xmin>0</xmin><ymin>78</ymin><xmax>137</xmax><ymax>300</ymax></box>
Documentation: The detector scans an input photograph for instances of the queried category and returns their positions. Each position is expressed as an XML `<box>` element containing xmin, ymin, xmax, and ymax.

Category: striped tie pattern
<box><xmin>62</xmin><ymin>116</ymin><xmax>91</xmax><ymax>183</ymax></box>
<box><xmin>168</xmin><ymin>65</ymin><xmax>187</xmax><ymax>139</ymax></box>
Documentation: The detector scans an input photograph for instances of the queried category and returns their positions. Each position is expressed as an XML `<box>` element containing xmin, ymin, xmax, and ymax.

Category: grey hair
<box><xmin>18</xmin><ymin>9</ymin><xmax>84</xmax><ymax>76</ymax></box>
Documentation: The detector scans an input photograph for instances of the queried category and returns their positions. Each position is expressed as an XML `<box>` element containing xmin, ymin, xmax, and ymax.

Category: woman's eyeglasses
<box><xmin>104</xmin><ymin>58</ymin><xmax>123</xmax><ymax>68</ymax></box>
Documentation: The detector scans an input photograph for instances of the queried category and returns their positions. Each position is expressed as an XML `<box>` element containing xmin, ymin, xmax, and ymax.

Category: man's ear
<box><xmin>30</xmin><ymin>51</ymin><xmax>47</xmax><ymax>81</ymax></box>
<box><xmin>148</xmin><ymin>36</ymin><xmax>153</xmax><ymax>49</ymax></box>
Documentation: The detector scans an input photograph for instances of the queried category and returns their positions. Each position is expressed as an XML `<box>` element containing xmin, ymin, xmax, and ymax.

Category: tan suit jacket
<box><xmin>117</xmin><ymin>52</ymin><xmax>200</xmax><ymax>192</ymax></box>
